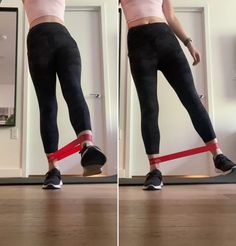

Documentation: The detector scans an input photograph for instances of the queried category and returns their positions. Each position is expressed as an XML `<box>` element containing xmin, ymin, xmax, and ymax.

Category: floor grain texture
<box><xmin>120</xmin><ymin>184</ymin><xmax>236</xmax><ymax>246</ymax></box>
<box><xmin>0</xmin><ymin>184</ymin><xmax>117</xmax><ymax>246</ymax></box>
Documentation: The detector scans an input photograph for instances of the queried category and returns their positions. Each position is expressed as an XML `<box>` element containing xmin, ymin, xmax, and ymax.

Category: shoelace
<box><xmin>46</xmin><ymin>170</ymin><xmax>60</xmax><ymax>178</ymax></box>
<box><xmin>216</xmin><ymin>155</ymin><xmax>230</xmax><ymax>164</ymax></box>
<box><xmin>146</xmin><ymin>170</ymin><xmax>162</xmax><ymax>180</ymax></box>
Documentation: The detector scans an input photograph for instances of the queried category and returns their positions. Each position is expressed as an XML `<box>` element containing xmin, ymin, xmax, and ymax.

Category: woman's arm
<box><xmin>163</xmin><ymin>0</ymin><xmax>200</xmax><ymax>65</ymax></box>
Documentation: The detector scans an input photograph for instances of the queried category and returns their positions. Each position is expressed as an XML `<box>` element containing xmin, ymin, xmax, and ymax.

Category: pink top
<box><xmin>24</xmin><ymin>0</ymin><xmax>65</xmax><ymax>24</ymax></box>
<box><xmin>120</xmin><ymin>0</ymin><xmax>165</xmax><ymax>24</ymax></box>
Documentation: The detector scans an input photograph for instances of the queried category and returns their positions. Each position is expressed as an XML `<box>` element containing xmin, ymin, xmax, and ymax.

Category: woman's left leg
<box><xmin>55</xmin><ymin>39</ymin><xmax>92</xmax><ymax>146</ymax></box>
<box><xmin>160</xmin><ymin>48</ymin><xmax>219</xmax><ymax>154</ymax></box>
<box><xmin>55</xmin><ymin>31</ymin><xmax>106</xmax><ymax>175</ymax></box>
<box><xmin>159</xmin><ymin>43</ymin><xmax>236</xmax><ymax>173</ymax></box>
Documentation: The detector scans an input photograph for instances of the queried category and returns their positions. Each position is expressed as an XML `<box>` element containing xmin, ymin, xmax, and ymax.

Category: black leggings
<box><xmin>128</xmin><ymin>23</ymin><xmax>216</xmax><ymax>155</ymax></box>
<box><xmin>27</xmin><ymin>23</ymin><xmax>91</xmax><ymax>154</ymax></box>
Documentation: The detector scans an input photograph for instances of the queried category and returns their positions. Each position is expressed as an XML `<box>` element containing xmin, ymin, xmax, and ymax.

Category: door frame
<box><xmin>120</xmin><ymin>1</ymin><xmax>215</xmax><ymax>178</ymax></box>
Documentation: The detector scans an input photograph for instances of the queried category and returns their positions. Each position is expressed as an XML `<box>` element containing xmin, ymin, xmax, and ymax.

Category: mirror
<box><xmin>0</xmin><ymin>7</ymin><xmax>18</xmax><ymax>126</ymax></box>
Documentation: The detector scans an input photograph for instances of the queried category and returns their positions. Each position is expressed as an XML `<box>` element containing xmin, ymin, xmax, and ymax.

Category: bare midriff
<box><xmin>29</xmin><ymin>15</ymin><xmax>64</xmax><ymax>29</ymax></box>
<box><xmin>128</xmin><ymin>16</ymin><xmax>166</xmax><ymax>29</ymax></box>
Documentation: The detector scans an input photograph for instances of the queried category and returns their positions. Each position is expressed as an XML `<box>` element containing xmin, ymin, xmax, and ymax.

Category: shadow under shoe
<box><xmin>42</xmin><ymin>168</ymin><xmax>63</xmax><ymax>189</ymax></box>
<box><xmin>143</xmin><ymin>169</ymin><xmax>163</xmax><ymax>190</ymax></box>
<box><xmin>214</xmin><ymin>154</ymin><xmax>236</xmax><ymax>175</ymax></box>
<box><xmin>80</xmin><ymin>145</ymin><xmax>107</xmax><ymax>176</ymax></box>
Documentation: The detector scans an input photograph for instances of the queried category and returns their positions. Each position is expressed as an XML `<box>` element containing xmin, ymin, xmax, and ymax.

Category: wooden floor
<box><xmin>2</xmin><ymin>184</ymin><xmax>236</xmax><ymax>246</ymax></box>
<box><xmin>120</xmin><ymin>185</ymin><xmax>236</xmax><ymax>246</ymax></box>
<box><xmin>0</xmin><ymin>184</ymin><xmax>117</xmax><ymax>246</ymax></box>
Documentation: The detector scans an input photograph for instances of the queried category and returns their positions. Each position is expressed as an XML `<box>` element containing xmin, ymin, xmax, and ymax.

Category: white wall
<box><xmin>0</xmin><ymin>0</ymin><xmax>118</xmax><ymax>177</ymax></box>
<box><xmin>205</xmin><ymin>0</ymin><xmax>236</xmax><ymax>155</ymax></box>
<box><xmin>120</xmin><ymin>0</ymin><xmax>236</xmax><ymax>176</ymax></box>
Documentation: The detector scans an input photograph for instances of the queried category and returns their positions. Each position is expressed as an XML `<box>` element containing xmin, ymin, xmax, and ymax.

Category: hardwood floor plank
<box><xmin>120</xmin><ymin>185</ymin><xmax>236</xmax><ymax>246</ymax></box>
<box><xmin>0</xmin><ymin>184</ymin><xmax>117</xmax><ymax>246</ymax></box>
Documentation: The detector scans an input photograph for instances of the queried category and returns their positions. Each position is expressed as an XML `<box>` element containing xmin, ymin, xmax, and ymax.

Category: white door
<box><xmin>27</xmin><ymin>7</ymin><xmax>107</xmax><ymax>175</ymax></box>
<box><xmin>122</xmin><ymin>8</ymin><xmax>214</xmax><ymax>177</ymax></box>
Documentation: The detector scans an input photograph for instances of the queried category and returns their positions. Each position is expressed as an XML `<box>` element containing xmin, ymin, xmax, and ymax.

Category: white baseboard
<box><xmin>0</xmin><ymin>168</ymin><xmax>23</xmax><ymax>178</ymax></box>
<box><xmin>119</xmin><ymin>169</ymin><xmax>126</xmax><ymax>178</ymax></box>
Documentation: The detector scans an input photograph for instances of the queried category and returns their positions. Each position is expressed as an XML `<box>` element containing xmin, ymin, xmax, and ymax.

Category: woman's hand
<box><xmin>186</xmin><ymin>42</ymin><xmax>201</xmax><ymax>66</ymax></box>
<box><xmin>163</xmin><ymin>0</ymin><xmax>201</xmax><ymax>66</ymax></box>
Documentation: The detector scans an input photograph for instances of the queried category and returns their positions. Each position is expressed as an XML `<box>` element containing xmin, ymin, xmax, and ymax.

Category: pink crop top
<box><xmin>24</xmin><ymin>0</ymin><xmax>65</xmax><ymax>24</ymax></box>
<box><xmin>121</xmin><ymin>0</ymin><xmax>165</xmax><ymax>23</ymax></box>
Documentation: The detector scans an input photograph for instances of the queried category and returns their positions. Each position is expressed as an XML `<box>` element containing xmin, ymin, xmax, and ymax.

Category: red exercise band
<box><xmin>48</xmin><ymin>134</ymin><xmax>92</xmax><ymax>162</ymax></box>
<box><xmin>149</xmin><ymin>143</ymin><xmax>219</xmax><ymax>165</ymax></box>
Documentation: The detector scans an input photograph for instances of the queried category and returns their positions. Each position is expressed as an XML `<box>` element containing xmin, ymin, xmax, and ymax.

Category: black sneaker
<box><xmin>214</xmin><ymin>154</ymin><xmax>236</xmax><ymax>174</ymax></box>
<box><xmin>80</xmin><ymin>145</ymin><xmax>107</xmax><ymax>176</ymax></box>
<box><xmin>143</xmin><ymin>169</ymin><xmax>163</xmax><ymax>190</ymax></box>
<box><xmin>42</xmin><ymin>168</ymin><xmax>63</xmax><ymax>189</ymax></box>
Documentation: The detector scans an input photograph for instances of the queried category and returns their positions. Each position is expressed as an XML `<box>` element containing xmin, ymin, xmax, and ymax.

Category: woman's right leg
<box><xmin>129</xmin><ymin>56</ymin><xmax>161</xmax><ymax>170</ymax></box>
<box><xmin>55</xmin><ymin>28</ymin><xmax>106</xmax><ymax>176</ymax></box>
<box><xmin>129</xmin><ymin>56</ymin><xmax>163</xmax><ymax>189</ymax></box>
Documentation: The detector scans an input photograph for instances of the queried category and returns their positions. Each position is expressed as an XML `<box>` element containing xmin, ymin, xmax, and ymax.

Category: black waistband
<box><xmin>28</xmin><ymin>22</ymin><xmax>68</xmax><ymax>36</ymax></box>
<box><xmin>128</xmin><ymin>22</ymin><xmax>169</xmax><ymax>34</ymax></box>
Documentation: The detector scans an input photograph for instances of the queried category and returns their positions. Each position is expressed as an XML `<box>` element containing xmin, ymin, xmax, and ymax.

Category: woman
<box><xmin>120</xmin><ymin>0</ymin><xmax>236</xmax><ymax>190</ymax></box>
<box><xmin>18</xmin><ymin>0</ymin><xmax>106</xmax><ymax>189</ymax></box>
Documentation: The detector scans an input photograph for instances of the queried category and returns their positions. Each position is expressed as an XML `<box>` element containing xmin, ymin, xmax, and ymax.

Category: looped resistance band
<box><xmin>48</xmin><ymin>134</ymin><xmax>92</xmax><ymax>162</ymax></box>
<box><xmin>149</xmin><ymin>143</ymin><xmax>219</xmax><ymax>165</ymax></box>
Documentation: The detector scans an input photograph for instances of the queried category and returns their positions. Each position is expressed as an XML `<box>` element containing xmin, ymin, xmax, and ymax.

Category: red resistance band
<box><xmin>47</xmin><ymin>134</ymin><xmax>93</xmax><ymax>162</ymax></box>
<box><xmin>149</xmin><ymin>143</ymin><xmax>219</xmax><ymax>165</ymax></box>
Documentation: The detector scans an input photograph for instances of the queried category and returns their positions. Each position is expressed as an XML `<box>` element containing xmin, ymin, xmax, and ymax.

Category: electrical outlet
<box><xmin>11</xmin><ymin>128</ymin><xmax>18</xmax><ymax>139</ymax></box>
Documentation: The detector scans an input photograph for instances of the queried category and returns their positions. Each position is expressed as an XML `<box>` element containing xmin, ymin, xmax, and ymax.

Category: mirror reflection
<box><xmin>0</xmin><ymin>8</ymin><xmax>17</xmax><ymax>126</ymax></box>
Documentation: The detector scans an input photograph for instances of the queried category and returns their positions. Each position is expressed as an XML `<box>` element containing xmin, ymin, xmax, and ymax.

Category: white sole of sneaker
<box><xmin>143</xmin><ymin>182</ymin><xmax>164</xmax><ymax>190</ymax></box>
<box><xmin>215</xmin><ymin>166</ymin><xmax>236</xmax><ymax>175</ymax></box>
<box><xmin>83</xmin><ymin>165</ymin><xmax>103</xmax><ymax>176</ymax></box>
<box><xmin>42</xmin><ymin>180</ymin><xmax>63</xmax><ymax>189</ymax></box>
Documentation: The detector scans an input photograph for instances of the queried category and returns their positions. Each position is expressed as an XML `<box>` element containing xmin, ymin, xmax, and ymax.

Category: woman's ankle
<box><xmin>150</xmin><ymin>164</ymin><xmax>160</xmax><ymax>171</ymax></box>
<box><xmin>46</xmin><ymin>153</ymin><xmax>58</xmax><ymax>170</ymax></box>
<box><xmin>206</xmin><ymin>139</ymin><xmax>223</xmax><ymax>158</ymax></box>
<box><xmin>77</xmin><ymin>130</ymin><xmax>94</xmax><ymax>148</ymax></box>
<box><xmin>148</xmin><ymin>154</ymin><xmax>160</xmax><ymax>171</ymax></box>
<box><xmin>47</xmin><ymin>161</ymin><xmax>58</xmax><ymax>171</ymax></box>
